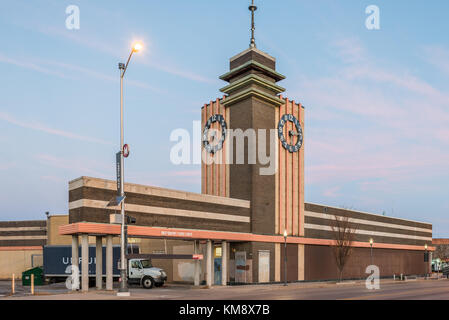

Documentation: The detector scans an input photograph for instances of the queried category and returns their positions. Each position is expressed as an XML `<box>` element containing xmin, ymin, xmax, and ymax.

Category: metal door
<box><xmin>235</xmin><ymin>251</ymin><xmax>247</xmax><ymax>283</ymax></box>
<box><xmin>258</xmin><ymin>251</ymin><xmax>270</xmax><ymax>283</ymax></box>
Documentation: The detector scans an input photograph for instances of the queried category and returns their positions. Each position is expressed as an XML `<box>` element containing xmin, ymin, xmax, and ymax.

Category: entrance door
<box><xmin>258</xmin><ymin>251</ymin><xmax>270</xmax><ymax>283</ymax></box>
<box><xmin>214</xmin><ymin>246</ymin><xmax>222</xmax><ymax>285</ymax></box>
<box><xmin>235</xmin><ymin>251</ymin><xmax>247</xmax><ymax>283</ymax></box>
<box><xmin>214</xmin><ymin>258</ymin><xmax>222</xmax><ymax>285</ymax></box>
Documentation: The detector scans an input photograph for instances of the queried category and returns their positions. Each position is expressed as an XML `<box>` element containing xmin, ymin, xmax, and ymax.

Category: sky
<box><xmin>0</xmin><ymin>1</ymin><xmax>448</xmax><ymax>236</ymax></box>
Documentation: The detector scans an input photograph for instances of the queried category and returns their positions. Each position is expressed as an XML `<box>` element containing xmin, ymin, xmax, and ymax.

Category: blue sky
<box><xmin>0</xmin><ymin>1</ymin><xmax>448</xmax><ymax>236</ymax></box>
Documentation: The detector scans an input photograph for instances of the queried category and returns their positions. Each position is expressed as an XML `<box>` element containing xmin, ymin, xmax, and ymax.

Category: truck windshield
<box><xmin>140</xmin><ymin>260</ymin><xmax>152</xmax><ymax>268</ymax></box>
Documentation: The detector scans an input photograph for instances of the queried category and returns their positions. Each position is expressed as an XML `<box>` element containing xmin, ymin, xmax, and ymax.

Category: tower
<box><xmin>201</xmin><ymin>1</ymin><xmax>304</xmax><ymax>238</ymax></box>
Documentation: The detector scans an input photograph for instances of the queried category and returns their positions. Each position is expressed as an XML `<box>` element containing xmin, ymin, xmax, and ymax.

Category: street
<box><xmin>2</xmin><ymin>278</ymin><xmax>449</xmax><ymax>300</ymax></box>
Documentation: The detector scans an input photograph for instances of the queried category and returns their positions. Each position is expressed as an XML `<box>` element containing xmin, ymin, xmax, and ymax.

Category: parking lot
<box><xmin>0</xmin><ymin>280</ymin><xmax>70</xmax><ymax>298</ymax></box>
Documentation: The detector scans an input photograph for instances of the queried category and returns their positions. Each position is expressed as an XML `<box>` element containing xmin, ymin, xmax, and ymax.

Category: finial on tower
<box><xmin>249</xmin><ymin>0</ymin><xmax>257</xmax><ymax>48</ymax></box>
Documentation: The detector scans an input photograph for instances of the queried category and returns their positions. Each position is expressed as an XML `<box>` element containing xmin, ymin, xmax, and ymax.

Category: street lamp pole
<box><xmin>283</xmin><ymin>230</ymin><xmax>287</xmax><ymax>286</ymax></box>
<box><xmin>425</xmin><ymin>243</ymin><xmax>428</xmax><ymax>279</ymax></box>
<box><xmin>118</xmin><ymin>42</ymin><xmax>142</xmax><ymax>295</ymax></box>
<box><xmin>369</xmin><ymin>238</ymin><xmax>374</xmax><ymax>266</ymax></box>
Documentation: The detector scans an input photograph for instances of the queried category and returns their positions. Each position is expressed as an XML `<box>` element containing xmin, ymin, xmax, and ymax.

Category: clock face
<box><xmin>278</xmin><ymin>114</ymin><xmax>303</xmax><ymax>153</ymax></box>
<box><xmin>202</xmin><ymin>114</ymin><xmax>227</xmax><ymax>154</ymax></box>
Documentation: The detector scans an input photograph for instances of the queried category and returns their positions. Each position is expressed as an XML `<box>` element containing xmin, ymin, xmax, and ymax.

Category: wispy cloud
<box><xmin>298</xmin><ymin>37</ymin><xmax>449</xmax><ymax>192</ymax></box>
<box><xmin>0</xmin><ymin>53</ymin><xmax>70</xmax><ymax>79</ymax></box>
<box><xmin>36</xmin><ymin>154</ymin><xmax>108</xmax><ymax>178</ymax></box>
<box><xmin>0</xmin><ymin>51</ymin><xmax>163</xmax><ymax>93</ymax></box>
<box><xmin>332</xmin><ymin>37</ymin><xmax>366</xmax><ymax>64</ymax></box>
<box><xmin>423</xmin><ymin>45</ymin><xmax>449</xmax><ymax>77</ymax></box>
<box><xmin>323</xmin><ymin>186</ymin><xmax>341</xmax><ymax>198</ymax></box>
<box><xmin>37</xmin><ymin>25</ymin><xmax>215</xmax><ymax>84</ymax></box>
<box><xmin>0</xmin><ymin>162</ymin><xmax>16</xmax><ymax>171</ymax></box>
<box><xmin>0</xmin><ymin>111</ymin><xmax>112</xmax><ymax>145</ymax></box>
<box><xmin>165</xmin><ymin>170</ymin><xmax>201</xmax><ymax>177</ymax></box>
<box><xmin>140</xmin><ymin>59</ymin><xmax>216</xmax><ymax>84</ymax></box>
<box><xmin>37</xmin><ymin>26</ymin><xmax>119</xmax><ymax>57</ymax></box>
<box><xmin>39</xmin><ymin>59</ymin><xmax>164</xmax><ymax>93</ymax></box>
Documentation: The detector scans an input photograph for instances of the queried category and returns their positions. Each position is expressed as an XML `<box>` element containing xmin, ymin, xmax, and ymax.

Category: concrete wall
<box><xmin>0</xmin><ymin>249</ymin><xmax>43</xmax><ymax>279</ymax></box>
<box><xmin>172</xmin><ymin>243</ymin><xmax>195</xmax><ymax>283</ymax></box>
<box><xmin>137</xmin><ymin>238</ymin><xmax>203</xmax><ymax>284</ymax></box>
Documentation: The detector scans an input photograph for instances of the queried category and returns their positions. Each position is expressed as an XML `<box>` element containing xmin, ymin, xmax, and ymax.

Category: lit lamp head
<box><xmin>283</xmin><ymin>229</ymin><xmax>288</xmax><ymax>238</ymax></box>
<box><xmin>425</xmin><ymin>243</ymin><xmax>428</xmax><ymax>250</ymax></box>
<box><xmin>132</xmin><ymin>42</ymin><xmax>143</xmax><ymax>53</ymax></box>
<box><xmin>369</xmin><ymin>238</ymin><xmax>373</xmax><ymax>246</ymax></box>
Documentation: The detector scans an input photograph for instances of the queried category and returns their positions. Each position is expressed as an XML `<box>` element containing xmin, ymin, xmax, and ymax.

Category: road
<box><xmin>2</xmin><ymin>278</ymin><xmax>449</xmax><ymax>300</ymax></box>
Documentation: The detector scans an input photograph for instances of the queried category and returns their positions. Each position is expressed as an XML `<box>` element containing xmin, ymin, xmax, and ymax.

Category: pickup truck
<box><xmin>127</xmin><ymin>258</ymin><xmax>167</xmax><ymax>289</ymax></box>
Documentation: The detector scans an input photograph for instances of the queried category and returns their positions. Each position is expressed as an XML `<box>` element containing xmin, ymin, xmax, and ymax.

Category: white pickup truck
<box><xmin>127</xmin><ymin>258</ymin><xmax>167</xmax><ymax>289</ymax></box>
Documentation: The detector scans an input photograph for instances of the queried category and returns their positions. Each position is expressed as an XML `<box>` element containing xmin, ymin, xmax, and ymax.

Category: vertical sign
<box><xmin>116</xmin><ymin>152</ymin><xmax>122</xmax><ymax>196</ymax></box>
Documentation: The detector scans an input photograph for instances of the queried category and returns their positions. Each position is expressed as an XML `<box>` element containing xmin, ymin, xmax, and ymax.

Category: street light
<box><xmin>117</xmin><ymin>41</ymin><xmax>142</xmax><ymax>295</ymax></box>
<box><xmin>283</xmin><ymin>229</ymin><xmax>287</xmax><ymax>286</ymax></box>
<box><xmin>132</xmin><ymin>42</ymin><xmax>142</xmax><ymax>52</ymax></box>
<box><xmin>369</xmin><ymin>238</ymin><xmax>374</xmax><ymax>266</ymax></box>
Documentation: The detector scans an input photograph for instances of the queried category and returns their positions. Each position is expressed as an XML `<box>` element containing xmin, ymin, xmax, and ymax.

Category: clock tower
<box><xmin>201</xmin><ymin>2</ymin><xmax>304</xmax><ymax>238</ymax></box>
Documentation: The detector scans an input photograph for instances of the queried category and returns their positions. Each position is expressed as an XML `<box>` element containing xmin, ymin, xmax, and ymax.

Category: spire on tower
<box><xmin>249</xmin><ymin>0</ymin><xmax>257</xmax><ymax>48</ymax></box>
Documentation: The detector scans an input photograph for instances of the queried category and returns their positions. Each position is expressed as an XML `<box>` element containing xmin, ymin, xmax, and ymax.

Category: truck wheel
<box><xmin>142</xmin><ymin>276</ymin><xmax>154</xmax><ymax>289</ymax></box>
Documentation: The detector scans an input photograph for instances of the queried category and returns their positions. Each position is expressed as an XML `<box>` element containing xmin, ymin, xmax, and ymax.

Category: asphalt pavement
<box><xmin>2</xmin><ymin>277</ymin><xmax>449</xmax><ymax>300</ymax></box>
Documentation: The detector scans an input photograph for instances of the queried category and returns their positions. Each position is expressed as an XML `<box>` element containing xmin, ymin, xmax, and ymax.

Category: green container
<box><xmin>22</xmin><ymin>267</ymin><xmax>44</xmax><ymax>286</ymax></box>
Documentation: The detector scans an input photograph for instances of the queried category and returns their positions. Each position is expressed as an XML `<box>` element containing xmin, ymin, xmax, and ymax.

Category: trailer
<box><xmin>43</xmin><ymin>245</ymin><xmax>139</xmax><ymax>283</ymax></box>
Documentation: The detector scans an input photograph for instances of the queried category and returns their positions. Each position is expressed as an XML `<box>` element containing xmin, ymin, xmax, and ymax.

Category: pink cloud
<box><xmin>423</xmin><ymin>46</ymin><xmax>449</xmax><ymax>77</ymax></box>
<box><xmin>166</xmin><ymin>170</ymin><xmax>201</xmax><ymax>177</ymax></box>
<box><xmin>295</xmin><ymin>37</ymin><xmax>449</xmax><ymax>193</ymax></box>
<box><xmin>323</xmin><ymin>186</ymin><xmax>341</xmax><ymax>198</ymax></box>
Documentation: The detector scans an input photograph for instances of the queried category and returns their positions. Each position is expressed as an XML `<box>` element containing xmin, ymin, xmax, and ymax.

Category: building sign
<box><xmin>161</xmin><ymin>230</ymin><xmax>193</xmax><ymax>238</ymax></box>
<box><xmin>116</xmin><ymin>151</ymin><xmax>121</xmax><ymax>196</ymax></box>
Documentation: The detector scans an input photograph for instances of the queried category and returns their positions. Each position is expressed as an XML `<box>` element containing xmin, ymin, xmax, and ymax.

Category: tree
<box><xmin>330</xmin><ymin>214</ymin><xmax>358</xmax><ymax>282</ymax></box>
<box><xmin>433</xmin><ymin>244</ymin><xmax>449</xmax><ymax>275</ymax></box>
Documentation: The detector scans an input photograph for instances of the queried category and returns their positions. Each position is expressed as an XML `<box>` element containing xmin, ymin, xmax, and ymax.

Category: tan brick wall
<box><xmin>47</xmin><ymin>215</ymin><xmax>71</xmax><ymax>245</ymax></box>
<box><xmin>47</xmin><ymin>215</ymin><xmax>120</xmax><ymax>245</ymax></box>
<box><xmin>0</xmin><ymin>250</ymin><xmax>43</xmax><ymax>279</ymax></box>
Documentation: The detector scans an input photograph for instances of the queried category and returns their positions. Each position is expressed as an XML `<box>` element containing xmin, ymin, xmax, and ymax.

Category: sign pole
<box><xmin>118</xmin><ymin>63</ymin><xmax>129</xmax><ymax>295</ymax></box>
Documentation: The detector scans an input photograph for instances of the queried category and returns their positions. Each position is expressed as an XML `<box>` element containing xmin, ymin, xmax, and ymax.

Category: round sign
<box><xmin>123</xmin><ymin>144</ymin><xmax>130</xmax><ymax>158</ymax></box>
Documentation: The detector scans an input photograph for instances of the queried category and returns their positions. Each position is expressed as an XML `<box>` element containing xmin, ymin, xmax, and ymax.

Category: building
<box><xmin>59</xmin><ymin>5</ymin><xmax>433</xmax><ymax>291</ymax></box>
<box><xmin>0</xmin><ymin>3</ymin><xmax>433</xmax><ymax>289</ymax></box>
